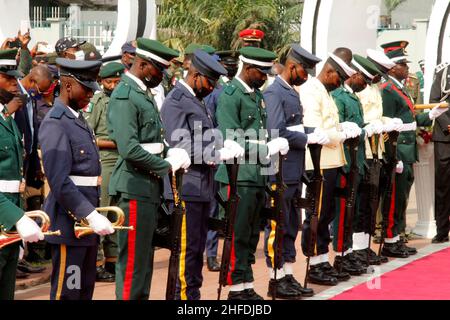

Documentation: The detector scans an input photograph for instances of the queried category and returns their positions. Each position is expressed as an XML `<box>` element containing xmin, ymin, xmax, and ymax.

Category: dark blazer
<box><xmin>161</xmin><ymin>82</ymin><xmax>219</xmax><ymax>202</ymax></box>
<box><xmin>430</xmin><ymin>65</ymin><xmax>450</xmax><ymax>143</ymax></box>
<box><xmin>264</xmin><ymin>77</ymin><xmax>308</xmax><ymax>184</ymax></box>
<box><xmin>39</xmin><ymin>98</ymin><xmax>101</xmax><ymax>246</ymax></box>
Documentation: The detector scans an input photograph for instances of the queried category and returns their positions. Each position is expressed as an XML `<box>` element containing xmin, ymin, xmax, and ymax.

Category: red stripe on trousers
<box><xmin>226</xmin><ymin>184</ymin><xmax>237</xmax><ymax>285</ymax></box>
<box><xmin>227</xmin><ymin>232</ymin><xmax>237</xmax><ymax>285</ymax></box>
<box><xmin>337</xmin><ymin>175</ymin><xmax>347</xmax><ymax>252</ymax></box>
<box><xmin>387</xmin><ymin>181</ymin><xmax>396</xmax><ymax>239</ymax></box>
<box><xmin>123</xmin><ymin>199</ymin><xmax>137</xmax><ymax>300</ymax></box>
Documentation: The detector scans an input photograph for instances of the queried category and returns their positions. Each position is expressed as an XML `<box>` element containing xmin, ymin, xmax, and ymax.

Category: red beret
<box><xmin>239</xmin><ymin>29</ymin><xmax>265</xmax><ymax>42</ymax></box>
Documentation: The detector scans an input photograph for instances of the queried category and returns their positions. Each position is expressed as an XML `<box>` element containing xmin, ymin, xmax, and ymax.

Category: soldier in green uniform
<box><xmin>215</xmin><ymin>47</ymin><xmax>289</xmax><ymax>300</ymax></box>
<box><xmin>0</xmin><ymin>49</ymin><xmax>43</xmax><ymax>299</ymax></box>
<box><xmin>107</xmin><ymin>38</ymin><xmax>191</xmax><ymax>300</ymax></box>
<box><xmin>380</xmin><ymin>48</ymin><xmax>448</xmax><ymax>257</ymax></box>
<box><xmin>331</xmin><ymin>53</ymin><xmax>372</xmax><ymax>276</ymax></box>
<box><xmin>84</xmin><ymin>62</ymin><xmax>125</xmax><ymax>282</ymax></box>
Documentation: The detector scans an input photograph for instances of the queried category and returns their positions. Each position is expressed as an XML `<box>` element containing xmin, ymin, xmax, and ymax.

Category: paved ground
<box><xmin>15</xmin><ymin>211</ymin><xmax>436</xmax><ymax>300</ymax></box>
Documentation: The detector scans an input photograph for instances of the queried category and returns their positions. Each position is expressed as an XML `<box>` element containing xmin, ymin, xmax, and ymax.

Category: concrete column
<box><xmin>412</xmin><ymin>142</ymin><xmax>437</xmax><ymax>238</ymax></box>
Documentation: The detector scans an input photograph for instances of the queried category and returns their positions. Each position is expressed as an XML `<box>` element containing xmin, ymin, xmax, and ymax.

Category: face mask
<box><xmin>144</xmin><ymin>76</ymin><xmax>162</xmax><ymax>89</ymax></box>
<box><xmin>0</xmin><ymin>88</ymin><xmax>16</xmax><ymax>105</ymax></box>
<box><xmin>225</xmin><ymin>66</ymin><xmax>238</xmax><ymax>79</ymax></box>
<box><xmin>290</xmin><ymin>68</ymin><xmax>307</xmax><ymax>86</ymax></box>
<box><xmin>193</xmin><ymin>78</ymin><xmax>212</xmax><ymax>100</ymax></box>
<box><xmin>28</xmin><ymin>88</ymin><xmax>42</xmax><ymax>100</ymax></box>
<box><xmin>74</xmin><ymin>50</ymin><xmax>85</xmax><ymax>61</ymax></box>
<box><xmin>250</xmin><ymin>79</ymin><xmax>266</xmax><ymax>90</ymax></box>
<box><xmin>104</xmin><ymin>88</ymin><xmax>113</xmax><ymax>97</ymax></box>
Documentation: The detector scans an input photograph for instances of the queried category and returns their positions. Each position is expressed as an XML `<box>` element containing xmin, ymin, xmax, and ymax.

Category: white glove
<box><xmin>166</xmin><ymin>148</ymin><xmax>191</xmax><ymax>170</ymax></box>
<box><xmin>86</xmin><ymin>211</ymin><xmax>115</xmax><ymax>236</ymax></box>
<box><xmin>223</xmin><ymin>140</ymin><xmax>245</xmax><ymax>158</ymax></box>
<box><xmin>341</xmin><ymin>121</ymin><xmax>360</xmax><ymax>133</ymax></box>
<box><xmin>307</xmin><ymin>128</ymin><xmax>330</xmax><ymax>145</ymax></box>
<box><xmin>218</xmin><ymin>147</ymin><xmax>236</xmax><ymax>161</ymax></box>
<box><xmin>267</xmin><ymin>137</ymin><xmax>289</xmax><ymax>156</ymax></box>
<box><xmin>364</xmin><ymin>124</ymin><xmax>376</xmax><ymax>138</ymax></box>
<box><xmin>15</xmin><ymin>215</ymin><xmax>45</xmax><ymax>243</ymax></box>
<box><xmin>396</xmin><ymin>160</ymin><xmax>404</xmax><ymax>174</ymax></box>
<box><xmin>343</xmin><ymin>127</ymin><xmax>362</xmax><ymax>139</ymax></box>
<box><xmin>371</xmin><ymin>122</ymin><xmax>384</xmax><ymax>135</ymax></box>
<box><xmin>429</xmin><ymin>104</ymin><xmax>449</xmax><ymax>120</ymax></box>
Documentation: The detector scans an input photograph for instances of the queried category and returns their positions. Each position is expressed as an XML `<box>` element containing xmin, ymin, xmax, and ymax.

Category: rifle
<box><xmin>265</xmin><ymin>154</ymin><xmax>287</xmax><ymax>300</ymax></box>
<box><xmin>378</xmin><ymin>131</ymin><xmax>400</xmax><ymax>257</ymax></box>
<box><xmin>367</xmin><ymin>135</ymin><xmax>383</xmax><ymax>265</ymax></box>
<box><xmin>215</xmin><ymin>159</ymin><xmax>240</xmax><ymax>300</ymax></box>
<box><xmin>165</xmin><ymin>170</ymin><xmax>185</xmax><ymax>300</ymax></box>
<box><xmin>300</xmin><ymin>144</ymin><xmax>323</xmax><ymax>289</ymax></box>
<box><xmin>339</xmin><ymin>137</ymin><xmax>360</xmax><ymax>272</ymax></box>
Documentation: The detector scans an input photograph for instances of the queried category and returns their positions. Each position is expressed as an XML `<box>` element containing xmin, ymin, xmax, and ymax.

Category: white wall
<box><xmin>302</xmin><ymin>0</ymin><xmax>381</xmax><ymax>72</ymax></box>
<box><xmin>376</xmin><ymin>19</ymin><xmax>429</xmax><ymax>73</ymax></box>
<box><xmin>0</xmin><ymin>0</ymin><xmax>30</xmax><ymax>45</ymax></box>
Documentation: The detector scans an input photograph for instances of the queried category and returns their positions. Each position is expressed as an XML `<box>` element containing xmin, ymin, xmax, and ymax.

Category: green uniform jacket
<box><xmin>332</xmin><ymin>87</ymin><xmax>367</xmax><ymax>175</ymax></box>
<box><xmin>381</xmin><ymin>79</ymin><xmax>432</xmax><ymax>163</ymax></box>
<box><xmin>0</xmin><ymin>110</ymin><xmax>24</xmax><ymax>231</ymax></box>
<box><xmin>107</xmin><ymin>74</ymin><xmax>170</xmax><ymax>202</ymax></box>
<box><xmin>215</xmin><ymin>78</ymin><xmax>269</xmax><ymax>186</ymax></box>
<box><xmin>85</xmin><ymin>92</ymin><xmax>119</xmax><ymax>166</ymax></box>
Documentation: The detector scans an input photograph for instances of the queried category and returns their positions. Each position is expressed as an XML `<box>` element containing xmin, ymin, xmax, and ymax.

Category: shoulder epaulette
<box><xmin>113</xmin><ymin>83</ymin><xmax>131</xmax><ymax>99</ymax></box>
<box><xmin>171</xmin><ymin>88</ymin><xmax>184</xmax><ymax>101</ymax></box>
<box><xmin>49</xmin><ymin>107</ymin><xmax>65</xmax><ymax>119</ymax></box>
<box><xmin>224</xmin><ymin>84</ymin><xmax>237</xmax><ymax>95</ymax></box>
<box><xmin>436</xmin><ymin>62</ymin><xmax>450</xmax><ymax>74</ymax></box>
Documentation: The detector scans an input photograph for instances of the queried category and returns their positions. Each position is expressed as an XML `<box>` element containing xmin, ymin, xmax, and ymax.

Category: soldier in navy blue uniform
<box><xmin>39</xmin><ymin>58</ymin><xmax>114</xmax><ymax>300</ymax></box>
<box><xmin>263</xmin><ymin>45</ymin><xmax>326</xmax><ymax>299</ymax></box>
<box><xmin>203</xmin><ymin>50</ymin><xmax>239</xmax><ymax>272</ymax></box>
<box><xmin>161</xmin><ymin>49</ymin><xmax>244</xmax><ymax>300</ymax></box>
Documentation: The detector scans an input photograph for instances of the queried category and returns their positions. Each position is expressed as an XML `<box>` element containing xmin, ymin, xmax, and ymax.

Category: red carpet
<box><xmin>331</xmin><ymin>247</ymin><xmax>450</xmax><ymax>300</ymax></box>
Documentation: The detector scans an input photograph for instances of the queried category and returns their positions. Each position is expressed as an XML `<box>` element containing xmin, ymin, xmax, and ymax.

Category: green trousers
<box><xmin>332</xmin><ymin>172</ymin><xmax>362</xmax><ymax>252</ymax></box>
<box><xmin>114</xmin><ymin>195</ymin><xmax>158</xmax><ymax>300</ymax></box>
<box><xmin>381</xmin><ymin>163</ymin><xmax>414</xmax><ymax>239</ymax></box>
<box><xmin>219</xmin><ymin>184</ymin><xmax>265</xmax><ymax>285</ymax></box>
<box><xmin>0</xmin><ymin>242</ymin><xmax>20</xmax><ymax>300</ymax></box>
<box><xmin>97</xmin><ymin>161</ymin><xmax>118</xmax><ymax>263</ymax></box>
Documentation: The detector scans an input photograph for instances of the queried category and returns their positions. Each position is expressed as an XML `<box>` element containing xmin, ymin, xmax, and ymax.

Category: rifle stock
<box><xmin>217</xmin><ymin>160</ymin><xmax>240</xmax><ymax>300</ymax></box>
<box><xmin>303</xmin><ymin>143</ymin><xmax>323</xmax><ymax>288</ymax></box>
<box><xmin>339</xmin><ymin>136</ymin><xmax>360</xmax><ymax>269</ymax></box>
<box><xmin>165</xmin><ymin>170</ymin><xmax>185</xmax><ymax>300</ymax></box>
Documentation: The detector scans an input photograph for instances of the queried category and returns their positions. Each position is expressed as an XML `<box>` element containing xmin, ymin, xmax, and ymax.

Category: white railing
<box><xmin>64</xmin><ymin>21</ymin><xmax>116</xmax><ymax>54</ymax></box>
<box><xmin>31</xmin><ymin>6</ymin><xmax>68</xmax><ymax>28</ymax></box>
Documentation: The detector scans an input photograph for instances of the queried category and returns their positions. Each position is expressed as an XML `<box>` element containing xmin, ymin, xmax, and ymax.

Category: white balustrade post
<box><xmin>412</xmin><ymin>142</ymin><xmax>437</xmax><ymax>238</ymax></box>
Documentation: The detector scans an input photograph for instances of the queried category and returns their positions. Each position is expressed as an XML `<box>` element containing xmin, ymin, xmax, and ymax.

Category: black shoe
<box><xmin>285</xmin><ymin>275</ymin><xmax>314</xmax><ymax>297</ymax></box>
<box><xmin>267</xmin><ymin>278</ymin><xmax>302</xmax><ymax>300</ymax></box>
<box><xmin>104</xmin><ymin>261</ymin><xmax>116</xmax><ymax>275</ymax></box>
<box><xmin>432</xmin><ymin>235</ymin><xmax>449</xmax><ymax>244</ymax></box>
<box><xmin>397</xmin><ymin>241</ymin><xmax>417</xmax><ymax>255</ymax></box>
<box><xmin>17</xmin><ymin>260</ymin><xmax>45</xmax><ymax>274</ymax></box>
<box><xmin>96</xmin><ymin>266</ymin><xmax>115</xmax><ymax>282</ymax></box>
<box><xmin>333</xmin><ymin>255</ymin><xmax>365</xmax><ymax>276</ymax></box>
<box><xmin>207</xmin><ymin>256</ymin><xmax>220</xmax><ymax>272</ymax></box>
<box><xmin>320</xmin><ymin>262</ymin><xmax>351</xmax><ymax>281</ymax></box>
<box><xmin>227</xmin><ymin>290</ymin><xmax>248</xmax><ymax>300</ymax></box>
<box><xmin>307</xmin><ymin>264</ymin><xmax>338</xmax><ymax>286</ymax></box>
<box><xmin>16</xmin><ymin>268</ymin><xmax>30</xmax><ymax>279</ymax></box>
<box><xmin>245</xmin><ymin>288</ymin><xmax>264</xmax><ymax>300</ymax></box>
<box><xmin>367</xmin><ymin>248</ymin><xmax>388</xmax><ymax>264</ymax></box>
<box><xmin>381</xmin><ymin>242</ymin><xmax>409</xmax><ymax>258</ymax></box>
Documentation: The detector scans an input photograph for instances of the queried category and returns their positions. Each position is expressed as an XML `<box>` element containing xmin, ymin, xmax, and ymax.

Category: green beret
<box><xmin>352</xmin><ymin>54</ymin><xmax>382</xmax><ymax>79</ymax></box>
<box><xmin>136</xmin><ymin>38</ymin><xmax>179</xmax><ymax>66</ymax></box>
<box><xmin>99</xmin><ymin>62</ymin><xmax>125</xmax><ymax>79</ymax></box>
<box><xmin>185</xmin><ymin>44</ymin><xmax>202</xmax><ymax>55</ymax></box>
<box><xmin>200</xmin><ymin>45</ymin><xmax>216</xmax><ymax>55</ymax></box>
